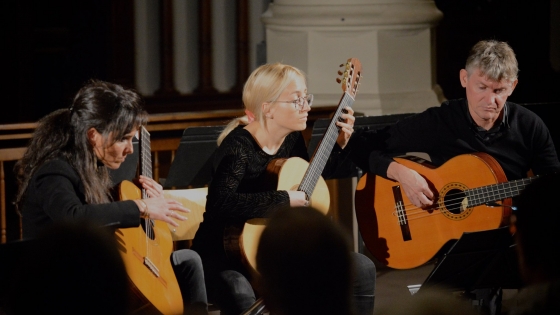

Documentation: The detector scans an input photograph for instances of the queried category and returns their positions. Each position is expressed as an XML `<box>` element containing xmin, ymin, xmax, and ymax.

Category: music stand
<box><xmin>163</xmin><ymin>125</ymin><xmax>224</xmax><ymax>189</ymax></box>
<box><xmin>418</xmin><ymin>226</ymin><xmax>523</xmax><ymax>294</ymax></box>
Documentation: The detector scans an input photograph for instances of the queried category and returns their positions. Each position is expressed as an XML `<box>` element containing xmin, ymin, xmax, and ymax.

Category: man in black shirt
<box><xmin>348</xmin><ymin>39</ymin><xmax>560</xmax><ymax>315</ymax></box>
<box><xmin>350</xmin><ymin>40</ymin><xmax>560</xmax><ymax>208</ymax></box>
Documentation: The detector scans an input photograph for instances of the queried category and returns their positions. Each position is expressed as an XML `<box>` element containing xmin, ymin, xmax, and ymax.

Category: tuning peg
<box><xmin>339</xmin><ymin>64</ymin><xmax>344</xmax><ymax>67</ymax></box>
<box><xmin>336</xmin><ymin>78</ymin><xmax>342</xmax><ymax>84</ymax></box>
<box><xmin>337</xmin><ymin>70</ymin><xmax>343</xmax><ymax>75</ymax></box>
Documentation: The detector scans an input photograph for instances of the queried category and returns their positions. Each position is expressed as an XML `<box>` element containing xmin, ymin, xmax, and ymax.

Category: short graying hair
<box><xmin>465</xmin><ymin>40</ymin><xmax>518</xmax><ymax>82</ymax></box>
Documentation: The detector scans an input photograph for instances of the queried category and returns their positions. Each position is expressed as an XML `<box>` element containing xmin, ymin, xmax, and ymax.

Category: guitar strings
<box><xmin>141</xmin><ymin>126</ymin><xmax>153</xmax><ymax>258</ymax></box>
<box><xmin>300</xmin><ymin>95</ymin><xmax>353</xmax><ymax>196</ymax></box>
<box><xmin>300</xmin><ymin>64</ymin><xmax>358</xmax><ymax>194</ymax></box>
<box><xmin>390</xmin><ymin>176</ymin><xmax>534</xmax><ymax>220</ymax></box>
<box><xmin>397</xmin><ymin>195</ymin><xmax>504</xmax><ymax>218</ymax></box>
<box><xmin>390</xmin><ymin>186</ymin><xmax>525</xmax><ymax>221</ymax></box>
<box><xmin>301</xmin><ymin>98</ymin><xmax>348</xmax><ymax>191</ymax></box>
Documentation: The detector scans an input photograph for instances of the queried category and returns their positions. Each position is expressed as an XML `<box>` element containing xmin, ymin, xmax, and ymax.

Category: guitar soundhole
<box><xmin>443</xmin><ymin>189</ymin><xmax>466</xmax><ymax>215</ymax></box>
<box><xmin>140</xmin><ymin>218</ymin><xmax>156</xmax><ymax>240</ymax></box>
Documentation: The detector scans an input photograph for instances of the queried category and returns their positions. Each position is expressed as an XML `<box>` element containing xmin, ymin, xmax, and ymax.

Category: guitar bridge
<box><xmin>393</xmin><ymin>185</ymin><xmax>412</xmax><ymax>241</ymax></box>
<box><xmin>144</xmin><ymin>257</ymin><xmax>160</xmax><ymax>277</ymax></box>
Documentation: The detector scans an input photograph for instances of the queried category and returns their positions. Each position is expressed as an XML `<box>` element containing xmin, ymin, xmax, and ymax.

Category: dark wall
<box><xmin>523</xmin><ymin>103</ymin><xmax>560</xmax><ymax>158</ymax></box>
<box><xmin>0</xmin><ymin>0</ymin><xmax>114</xmax><ymax>124</ymax></box>
<box><xmin>434</xmin><ymin>0</ymin><xmax>560</xmax><ymax>103</ymax></box>
<box><xmin>1</xmin><ymin>0</ymin><xmax>559</xmax><ymax>124</ymax></box>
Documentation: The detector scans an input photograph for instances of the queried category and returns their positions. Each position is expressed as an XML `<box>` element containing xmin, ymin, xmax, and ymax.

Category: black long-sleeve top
<box><xmin>192</xmin><ymin>126</ymin><xmax>349</xmax><ymax>263</ymax></box>
<box><xmin>348</xmin><ymin>99</ymin><xmax>560</xmax><ymax>181</ymax></box>
<box><xmin>22</xmin><ymin>158</ymin><xmax>141</xmax><ymax>239</ymax></box>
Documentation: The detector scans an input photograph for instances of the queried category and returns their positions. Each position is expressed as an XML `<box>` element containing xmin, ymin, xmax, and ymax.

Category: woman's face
<box><xmin>90</xmin><ymin>128</ymin><xmax>137</xmax><ymax>170</ymax></box>
<box><xmin>266</xmin><ymin>75</ymin><xmax>311</xmax><ymax>132</ymax></box>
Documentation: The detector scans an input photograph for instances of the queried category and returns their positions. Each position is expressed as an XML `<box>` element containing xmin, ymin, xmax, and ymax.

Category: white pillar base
<box><xmin>262</xmin><ymin>0</ymin><xmax>444</xmax><ymax>115</ymax></box>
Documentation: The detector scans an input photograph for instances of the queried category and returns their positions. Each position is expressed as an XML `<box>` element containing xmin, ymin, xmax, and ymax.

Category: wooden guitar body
<box><xmin>115</xmin><ymin>125</ymin><xmax>183</xmax><ymax>315</ymax></box>
<box><xmin>116</xmin><ymin>180</ymin><xmax>183</xmax><ymax>315</ymax></box>
<box><xmin>231</xmin><ymin>157</ymin><xmax>331</xmax><ymax>273</ymax></box>
<box><xmin>269</xmin><ymin>157</ymin><xmax>330</xmax><ymax>215</ymax></box>
<box><xmin>355</xmin><ymin>153</ymin><xmax>517</xmax><ymax>270</ymax></box>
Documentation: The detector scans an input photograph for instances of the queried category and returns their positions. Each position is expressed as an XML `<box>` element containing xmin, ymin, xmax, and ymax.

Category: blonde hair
<box><xmin>465</xmin><ymin>40</ymin><xmax>518</xmax><ymax>82</ymax></box>
<box><xmin>217</xmin><ymin>63</ymin><xmax>306</xmax><ymax>145</ymax></box>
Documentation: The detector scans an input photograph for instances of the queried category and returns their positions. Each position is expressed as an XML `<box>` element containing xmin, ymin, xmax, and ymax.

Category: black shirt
<box><xmin>192</xmin><ymin>126</ymin><xmax>349</xmax><ymax>264</ymax></box>
<box><xmin>22</xmin><ymin>158</ymin><xmax>140</xmax><ymax>239</ymax></box>
<box><xmin>349</xmin><ymin>99</ymin><xmax>560</xmax><ymax>181</ymax></box>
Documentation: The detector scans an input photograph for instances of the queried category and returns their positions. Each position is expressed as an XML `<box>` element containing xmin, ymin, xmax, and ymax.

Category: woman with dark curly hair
<box><xmin>15</xmin><ymin>80</ymin><xmax>208</xmax><ymax>315</ymax></box>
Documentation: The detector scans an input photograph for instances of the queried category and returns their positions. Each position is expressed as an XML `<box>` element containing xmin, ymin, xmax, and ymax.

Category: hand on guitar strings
<box><xmin>136</xmin><ymin>175</ymin><xmax>191</xmax><ymax>227</ymax></box>
<box><xmin>137</xmin><ymin>198</ymin><xmax>189</xmax><ymax>227</ymax></box>
<box><xmin>288</xmin><ymin>190</ymin><xmax>309</xmax><ymax>207</ymax></box>
<box><xmin>336</xmin><ymin>106</ymin><xmax>356</xmax><ymax>150</ymax></box>
<box><xmin>387</xmin><ymin>162</ymin><xmax>434</xmax><ymax>208</ymax></box>
<box><xmin>138</xmin><ymin>175</ymin><xmax>164</xmax><ymax>198</ymax></box>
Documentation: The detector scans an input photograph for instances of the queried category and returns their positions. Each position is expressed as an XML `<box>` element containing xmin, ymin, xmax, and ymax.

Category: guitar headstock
<box><xmin>336</xmin><ymin>58</ymin><xmax>362</xmax><ymax>98</ymax></box>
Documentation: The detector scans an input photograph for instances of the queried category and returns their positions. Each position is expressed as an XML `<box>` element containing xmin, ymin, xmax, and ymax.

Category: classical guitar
<box><xmin>355</xmin><ymin>152</ymin><xmax>538</xmax><ymax>269</ymax></box>
<box><xmin>224</xmin><ymin>58</ymin><xmax>362</xmax><ymax>274</ymax></box>
<box><xmin>114</xmin><ymin>126</ymin><xmax>183</xmax><ymax>315</ymax></box>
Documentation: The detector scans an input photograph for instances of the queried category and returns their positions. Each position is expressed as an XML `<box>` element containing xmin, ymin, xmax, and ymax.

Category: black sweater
<box><xmin>22</xmin><ymin>158</ymin><xmax>140</xmax><ymax>239</ymax></box>
<box><xmin>348</xmin><ymin>99</ymin><xmax>560</xmax><ymax>181</ymax></box>
<box><xmin>192</xmin><ymin>126</ymin><xmax>349</xmax><ymax>264</ymax></box>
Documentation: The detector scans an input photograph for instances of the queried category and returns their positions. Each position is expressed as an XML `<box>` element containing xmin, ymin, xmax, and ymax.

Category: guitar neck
<box><xmin>466</xmin><ymin>175</ymin><xmax>539</xmax><ymax>207</ymax></box>
<box><xmin>299</xmin><ymin>92</ymin><xmax>354</xmax><ymax>197</ymax></box>
<box><xmin>139</xmin><ymin>126</ymin><xmax>152</xmax><ymax>199</ymax></box>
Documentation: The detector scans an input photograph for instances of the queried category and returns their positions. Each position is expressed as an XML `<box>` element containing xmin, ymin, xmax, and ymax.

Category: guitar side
<box><xmin>237</xmin><ymin>157</ymin><xmax>331</xmax><ymax>274</ymax></box>
<box><xmin>355</xmin><ymin>153</ymin><xmax>510</xmax><ymax>269</ymax></box>
<box><xmin>115</xmin><ymin>180</ymin><xmax>183</xmax><ymax>315</ymax></box>
<box><xmin>272</xmin><ymin>157</ymin><xmax>330</xmax><ymax>214</ymax></box>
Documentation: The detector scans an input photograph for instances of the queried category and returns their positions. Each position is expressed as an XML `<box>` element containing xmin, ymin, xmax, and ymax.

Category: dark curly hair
<box><xmin>15</xmin><ymin>80</ymin><xmax>148</xmax><ymax>209</ymax></box>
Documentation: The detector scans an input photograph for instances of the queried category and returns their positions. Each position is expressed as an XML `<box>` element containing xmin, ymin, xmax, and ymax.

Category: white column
<box><xmin>212</xmin><ymin>0</ymin><xmax>237</xmax><ymax>92</ymax></box>
<box><xmin>173</xmin><ymin>0</ymin><xmax>199</xmax><ymax>94</ymax></box>
<box><xmin>262</xmin><ymin>0</ymin><xmax>444</xmax><ymax>115</ymax></box>
<box><xmin>134</xmin><ymin>0</ymin><xmax>160</xmax><ymax>95</ymax></box>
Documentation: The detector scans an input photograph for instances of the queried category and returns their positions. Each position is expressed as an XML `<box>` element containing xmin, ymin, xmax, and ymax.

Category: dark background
<box><xmin>1</xmin><ymin>0</ymin><xmax>113</xmax><ymax>123</ymax></box>
<box><xmin>434</xmin><ymin>0</ymin><xmax>560</xmax><ymax>104</ymax></box>
<box><xmin>1</xmin><ymin>0</ymin><xmax>559</xmax><ymax>124</ymax></box>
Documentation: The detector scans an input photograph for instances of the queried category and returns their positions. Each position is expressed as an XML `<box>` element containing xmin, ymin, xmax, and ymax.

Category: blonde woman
<box><xmin>191</xmin><ymin>63</ymin><xmax>375</xmax><ymax>315</ymax></box>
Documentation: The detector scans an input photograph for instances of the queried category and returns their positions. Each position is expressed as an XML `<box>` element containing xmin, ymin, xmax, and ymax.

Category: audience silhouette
<box><xmin>1</xmin><ymin>221</ymin><xmax>128</xmax><ymax>315</ymax></box>
<box><xmin>256</xmin><ymin>207</ymin><xmax>355</xmax><ymax>315</ymax></box>
<box><xmin>508</xmin><ymin>173</ymin><xmax>560</xmax><ymax>315</ymax></box>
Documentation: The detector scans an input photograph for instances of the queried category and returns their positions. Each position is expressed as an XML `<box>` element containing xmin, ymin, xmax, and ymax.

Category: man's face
<box><xmin>460</xmin><ymin>68</ymin><xmax>518</xmax><ymax>128</ymax></box>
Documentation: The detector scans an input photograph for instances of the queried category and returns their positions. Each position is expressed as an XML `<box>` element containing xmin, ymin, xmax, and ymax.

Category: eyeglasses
<box><xmin>271</xmin><ymin>94</ymin><xmax>313</xmax><ymax>111</ymax></box>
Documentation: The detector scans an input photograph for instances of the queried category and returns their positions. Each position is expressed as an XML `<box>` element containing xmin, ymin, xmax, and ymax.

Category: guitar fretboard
<box><xmin>299</xmin><ymin>92</ymin><xmax>354</xmax><ymax>197</ymax></box>
<box><xmin>466</xmin><ymin>176</ymin><xmax>538</xmax><ymax>207</ymax></box>
<box><xmin>139</xmin><ymin>126</ymin><xmax>152</xmax><ymax>200</ymax></box>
